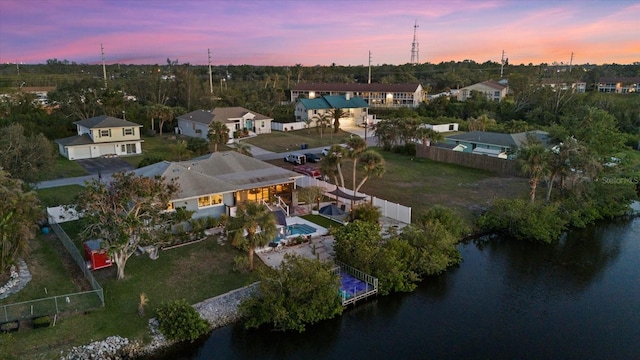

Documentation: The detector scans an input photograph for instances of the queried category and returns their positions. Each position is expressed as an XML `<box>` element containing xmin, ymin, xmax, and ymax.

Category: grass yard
<box><xmin>357</xmin><ymin>151</ymin><xmax>529</xmax><ymax>223</ymax></box>
<box><xmin>43</xmin><ymin>157</ymin><xmax>88</xmax><ymax>181</ymax></box>
<box><xmin>36</xmin><ymin>185</ymin><xmax>84</xmax><ymax>208</ymax></box>
<box><xmin>121</xmin><ymin>134</ymin><xmax>235</xmax><ymax>168</ymax></box>
<box><xmin>241</xmin><ymin>128</ymin><xmax>353</xmax><ymax>153</ymax></box>
<box><xmin>2</xmin><ymin>229</ymin><xmax>262</xmax><ymax>359</ymax></box>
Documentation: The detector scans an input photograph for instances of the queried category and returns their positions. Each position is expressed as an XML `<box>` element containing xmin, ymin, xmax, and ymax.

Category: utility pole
<box><xmin>569</xmin><ymin>51</ymin><xmax>574</xmax><ymax>73</ymax></box>
<box><xmin>208</xmin><ymin>49</ymin><xmax>213</xmax><ymax>94</ymax></box>
<box><xmin>101</xmin><ymin>44</ymin><xmax>107</xmax><ymax>88</ymax></box>
<box><xmin>410</xmin><ymin>20</ymin><xmax>419</xmax><ymax>65</ymax></box>
<box><xmin>368</xmin><ymin>50</ymin><xmax>372</xmax><ymax>84</ymax></box>
<box><xmin>500</xmin><ymin>50</ymin><xmax>506</xmax><ymax>78</ymax></box>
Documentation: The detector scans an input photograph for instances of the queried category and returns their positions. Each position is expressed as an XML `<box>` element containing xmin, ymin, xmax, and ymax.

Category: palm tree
<box><xmin>354</xmin><ymin>150</ymin><xmax>386</xmax><ymax>194</ymax></box>
<box><xmin>227</xmin><ymin>202</ymin><xmax>277</xmax><ymax>271</ymax></box>
<box><xmin>346</xmin><ymin>137</ymin><xmax>368</xmax><ymax>208</ymax></box>
<box><xmin>321</xmin><ymin>144</ymin><xmax>348</xmax><ymax>187</ymax></box>
<box><xmin>329</xmin><ymin>108</ymin><xmax>347</xmax><ymax>133</ymax></box>
<box><xmin>415</xmin><ymin>127</ymin><xmax>443</xmax><ymax>146</ymax></box>
<box><xmin>207</xmin><ymin>121</ymin><xmax>230</xmax><ymax>152</ymax></box>
<box><xmin>313</xmin><ymin>113</ymin><xmax>331</xmax><ymax>139</ymax></box>
<box><xmin>234</xmin><ymin>141</ymin><xmax>253</xmax><ymax>157</ymax></box>
<box><xmin>517</xmin><ymin>137</ymin><xmax>549</xmax><ymax>204</ymax></box>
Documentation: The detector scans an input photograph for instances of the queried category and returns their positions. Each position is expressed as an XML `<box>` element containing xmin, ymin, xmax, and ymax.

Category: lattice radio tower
<box><xmin>410</xmin><ymin>20</ymin><xmax>419</xmax><ymax>65</ymax></box>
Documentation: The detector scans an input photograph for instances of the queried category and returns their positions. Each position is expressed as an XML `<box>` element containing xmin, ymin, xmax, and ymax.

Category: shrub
<box><xmin>137</xmin><ymin>154</ymin><xmax>164</xmax><ymax>168</ymax></box>
<box><xmin>233</xmin><ymin>255</ymin><xmax>251</xmax><ymax>273</ymax></box>
<box><xmin>156</xmin><ymin>299</ymin><xmax>210</xmax><ymax>342</ymax></box>
<box><xmin>186</xmin><ymin>137</ymin><xmax>209</xmax><ymax>156</ymax></box>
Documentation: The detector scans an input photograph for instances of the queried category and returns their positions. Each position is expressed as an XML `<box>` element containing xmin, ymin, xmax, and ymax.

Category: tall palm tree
<box><xmin>354</xmin><ymin>150</ymin><xmax>386</xmax><ymax>193</ymax></box>
<box><xmin>329</xmin><ymin>108</ymin><xmax>347</xmax><ymax>133</ymax></box>
<box><xmin>517</xmin><ymin>138</ymin><xmax>549</xmax><ymax>204</ymax></box>
<box><xmin>227</xmin><ymin>202</ymin><xmax>276</xmax><ymax>271</ymax></box>
<box><xmin>207</xmin><ymin>121</ymin><xmax>230</xmax><ymax>152</ymax></box>
<box><xmin>346</xmin><ymin>137</ymin><xmax>368</xmax><ymax>208</ymax></box>
<box><xmin>313</xmin><ymin>113</ymin><xmax>331</xmax><ymax>139</ymax></box>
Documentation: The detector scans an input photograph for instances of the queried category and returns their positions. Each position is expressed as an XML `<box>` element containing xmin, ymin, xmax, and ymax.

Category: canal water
<box><xmin>160</xmin><ymin>216</ymin><xmax>640</xmax><ymax>360</ymax></box>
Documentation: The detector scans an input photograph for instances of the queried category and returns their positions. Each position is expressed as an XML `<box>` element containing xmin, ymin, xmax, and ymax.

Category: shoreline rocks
<box><xmin>61</xmin><ymin>282</ymin><xmax>259</xmax><ymax>359</ymax></box>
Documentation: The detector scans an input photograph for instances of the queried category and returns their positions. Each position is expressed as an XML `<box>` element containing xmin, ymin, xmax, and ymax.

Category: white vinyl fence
<box><xmin>296</xmin><ymin>177</ymin><xmax>411</xmax><ymax>224</ymax></box>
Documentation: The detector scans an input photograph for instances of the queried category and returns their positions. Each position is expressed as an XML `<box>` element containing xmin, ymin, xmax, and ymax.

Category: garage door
<box><xmin>71</xmin><ymin>146</ymin><xmax>92</xmax><ymax>160</ymax></box>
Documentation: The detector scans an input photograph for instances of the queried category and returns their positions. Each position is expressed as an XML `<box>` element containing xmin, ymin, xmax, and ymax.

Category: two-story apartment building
<box><xmin>176</xmin><ymin>107</ymin><xmax>272</xmax><ymax>141</ymax></box>
<box><xmin>291</xmin><ymin>83</ymin><xmax>424</xmax><ymax>108</ymax></box>
<box><xmin>457</xmin><ymin>80</ymin><xmax>508</xmax><ymax>102</ymax></box>
<box><xmin>294</xmin><ymin>94</ymin><xmax>369</xmax><ymax>127</ymax></box>
<box><xmin>55</xmin><ymin>115</ymin><xmax>143</xmax><ymax>160</ymax></box>
<box><xmin>596</xmin><ymin>77</ymin><xmax>640</xmax><ymax>93</ymax></box>
<box><xmin>540</xmin><ymin>79</ymin><xmax>586</xmax><ymax>93</ymax></box>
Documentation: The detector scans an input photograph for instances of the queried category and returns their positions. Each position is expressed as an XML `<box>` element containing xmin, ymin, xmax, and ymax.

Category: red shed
<box><xmin>83</xmin><ymin>239</ymin><xmax>113</xmax><ymax>271</ymax></box>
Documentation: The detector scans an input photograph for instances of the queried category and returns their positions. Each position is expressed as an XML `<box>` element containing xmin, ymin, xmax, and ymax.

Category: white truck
<box><xmin>284</xmin><ymin>153</ymin><xmax>306</xmax><ymax>165</ymax></box>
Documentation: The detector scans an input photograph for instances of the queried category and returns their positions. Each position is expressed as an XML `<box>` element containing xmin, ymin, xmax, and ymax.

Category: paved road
<box><xmin>37</xmin><ymin>126</ymin><xmax>376</xmax><ymax>189</ymax></box>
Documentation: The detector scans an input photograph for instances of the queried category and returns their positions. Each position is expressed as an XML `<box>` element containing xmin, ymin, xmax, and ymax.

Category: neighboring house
<box><xmin>421</xmin><ymin>123</ymin><xmax>459</xmax><ymax>133</ymax></box>
<box><xmin>294</xmin><ymin>94</ymin><xmax>369</xmax><ymax>127</ymax></box>
<box><xmin>457</xmin><ymin>80</ymin><xmax>508</xmax><ymax>102</ymax></box>
<box><xmin>55</xmin><ymin>115</ymin><xmax>143</xmax><ymax>160</ymax></box>
<box><xmin>445</xmin><ymin>130</ymin><xmax>549</xmax><ymax>159</ymax></box>
<box><xmin>291</xmin><ymin>83</ymin><xmax>425</xmax><ymax>108</ymax></box>
<box><xmin>176</xmin><ymin>107</ymin><xmax>273</xmax><ymax>141</ymax></box>
<box><xmin>540</xmin><ymin>79</ymin><xmax>586</xmax><ymax>93</ymax></box>
<box><xmin>133</xmin><ymin>151</ymin><xmax>303</xmax><ymax>219</ymax></box>
<box><xmin>596</xmin><ymin>77</ymin><xmax>640</xmax><ymax>93</ymax></box>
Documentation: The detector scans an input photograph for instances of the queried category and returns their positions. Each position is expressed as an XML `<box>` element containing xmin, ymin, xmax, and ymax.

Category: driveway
<box><xmin>76</xmin><ymin>157</ymin><xmax>136</xmax><ymax>175</ymax></box>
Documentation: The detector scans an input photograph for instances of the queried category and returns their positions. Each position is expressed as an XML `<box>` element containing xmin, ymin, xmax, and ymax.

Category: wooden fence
<box><xmin>416</xmin><ymin>145</ymin><xmax>521</xmax><ymax>177</ymax></box>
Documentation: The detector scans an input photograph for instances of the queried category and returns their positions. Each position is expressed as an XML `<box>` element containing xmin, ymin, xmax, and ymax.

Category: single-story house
<box><xmin>133</xmin><ymin>151</ymin><xmax>303</xmax><ymax>219</ymax></box>
<box><xmin>457</xmin><ymin>80</ymin><xmax>508</xmax><ymax>102</ymax></box>
<box><xmin>55</xmin><ymin>115</ymin><xmax>143</xmax><ymax>160</ymax></box>
<box><xmin>176</xmin><ymin>107</ymin><xmax>272</xmax><ymax>141</ymax></box>
<box><xmin>445</xmin><ymin>130</ymin><xmax>549</xmax><ymax>159</ymax></box>
<box><xmin>294</xmin><ymin>94</ymin><xmax>369</xmax><ymax>127</ymax></box>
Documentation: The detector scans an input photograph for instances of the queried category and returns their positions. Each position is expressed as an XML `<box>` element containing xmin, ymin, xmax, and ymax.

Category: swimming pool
<box><xmin>273</xmin><ymin>223</ymin><xmax>317</xmax><ymax>243</ymax></box>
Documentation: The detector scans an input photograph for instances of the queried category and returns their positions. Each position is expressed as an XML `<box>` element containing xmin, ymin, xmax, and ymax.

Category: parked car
<box><xmin>304</xmin><ymin>153</ymin><xmax>322</xmax><ymax>162</ymax></box>
<box><xmin>284</xmin><ymin>153</ymin><xmax>306</xmax><ymax>165</ymax></box>
<box><xmin>292</xmin><ymin>165</ymin><xmax>322</xmax><ymax>179</ymax></box>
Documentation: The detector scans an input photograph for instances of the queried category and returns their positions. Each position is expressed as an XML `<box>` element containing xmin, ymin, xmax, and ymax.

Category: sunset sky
<box><xmin>1</xmin><ymin>0</ymin><xmax>638</xmax><ymax>66</ymax></box>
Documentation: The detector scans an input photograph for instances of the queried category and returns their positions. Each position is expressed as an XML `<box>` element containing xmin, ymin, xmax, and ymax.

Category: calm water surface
<box><xmin>161</xmin><ymin>216</ymin><xmax>640</xmax><ymax>360</ymax></box>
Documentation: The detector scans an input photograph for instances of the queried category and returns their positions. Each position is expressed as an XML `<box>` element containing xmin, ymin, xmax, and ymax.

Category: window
<box><xmin>100</xmin><ymin>129</ymin><xmax>110</xmax><ymax>137</ymax></box>
<box><xmin>198</xmin><ymin>194</ymin><xmax>223</xmax><ymax>208</ymax></box>
<box><xmin>121</xmin><ymin>143</ymin><xmax>136</xmax><ymax>154</ymax></box>
<box><xmin>449</xmin><ymin>124</ymin><xmax>454</xmax><ymax>131</ymax></box>
<box><xmin>123</xmin><ymin>128</ymin><xmax>134</xmax><ymax>136</ymax></box>
<box><xmin>261</xmin><ymin>121</ymin><xmax>265</xmax><ymax>128</ymax></box>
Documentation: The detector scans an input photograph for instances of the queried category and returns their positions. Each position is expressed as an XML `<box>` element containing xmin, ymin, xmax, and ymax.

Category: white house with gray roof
<box><xmin>176</xmin><ymin>107</ymin><xmax>272</xmax><ymax>142</ymax></box>
<box><xmin>457</xmin><ymin>80</ymin><xmax>508</xmax><ymax>102</ymax></box>
<box><xmin>134</xmin><ymin>151</ymin><xmax>303</xmax><ymax>219</ymax></box>
<box><xmin>55</xmin><ymin>115</ymin><xmax>143</xmax><ymax>160</ymax></box>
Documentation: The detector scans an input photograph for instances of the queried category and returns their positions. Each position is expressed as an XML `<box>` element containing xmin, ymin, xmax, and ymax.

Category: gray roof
<box><xmin>447</xmin><ymin>130</ymin><xmax>549</xmax><ymax>148</ymax></box>
<box><xmin>293</xmin><ymin>83</ymin><xmax>422</xmax><ymax>93</ymax></box>
<box><xmin>55</xmin><ymin>134</ymin><xmax>94</xmax><ymax>146</ymax></box>
<box><xmin>134</xmin><ymin>151</ymin><xmax>302</xmax><ymax>200</ymax></box>
<box><xmin>177</xmin><ymin>107</ymin><xmax>272</xmax><ymax>125</ymax></box>
<box><xmin>74</xmin><ymin>115</ymin><xmax>142</xmax><ymax>129</ymax></box>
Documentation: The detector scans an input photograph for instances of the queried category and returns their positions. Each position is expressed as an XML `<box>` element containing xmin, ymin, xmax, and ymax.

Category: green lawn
<box><xmin>242</xmin><ymin>128</ymin><xmax>353</xmax><ymax>152</ymax></box>
<box><xmin>36</xmin><ymin>185</ymin><xmax>84</xmax><ymax>207</ymax></box>
<box><xmin>43</xmin><ymin>157</ymin><xmax>88</xmax><ymax>181</ymax></box>
<box><xmin>3</xmin><ymin>228</ymin><xmax>262</xmax><ymax>359</ymax></box>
